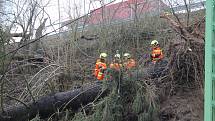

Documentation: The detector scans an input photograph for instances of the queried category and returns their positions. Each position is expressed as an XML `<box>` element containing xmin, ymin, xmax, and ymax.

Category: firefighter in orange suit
<box><xmin>94</xmin><ymin>53</ymin><xmax>107</xmax><ymax>81</ymax></box>
<box><xmin>110</xmin><ymin>54</ymin><xmax>122</xmax><ymax>71</ymax></box>
<box><xmin>150</xmin><ymin>40</ymin><xmax>164</xmax><ymax>64</ymax></box>
<box><xmin>123</xmin><ymin>53</ymin><xmax>136</xmax><ymax>69</ymax></box>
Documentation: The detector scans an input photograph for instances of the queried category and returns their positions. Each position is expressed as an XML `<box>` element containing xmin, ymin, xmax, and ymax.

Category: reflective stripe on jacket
<box><xmin>124</xmin><ymin>59</ymin><xmax>136</xmax><ymax>69</ymax></box>
<box><xmin>151</xmin><ymin>47</ymin><xmax>163</xmax><ymax>63</ymax></box>
<box><xmin>94</xmin><ymin>60</ymin><xmax>107</xmax><ymax>80</ymax></box>
<box><xmin>110</xmin><ymin>63</ymin><xmax>122</xmax><ymax>71</ymax></box>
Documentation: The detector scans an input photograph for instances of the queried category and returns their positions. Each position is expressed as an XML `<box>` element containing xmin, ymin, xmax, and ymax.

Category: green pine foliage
<box><xmin>132</xmin><ymin>89</ymin><xmax>145</xmax><ymax>114</ymax></box>
<box><xmin>39</xmin><ymin>71</ymin><xmax>159</xmax><ymax>121</ymax></box>
<box><xmin>138</xmin><ymin>112</ymin><xmax>150</xmax><ymax>121</ymax></box>
<box><xmin>101</xmin><ymin>99</ymin><xmax>113</xmax><ymax>121</ymax></box>
<box><xmin>136</xmin><ymin>106</ymin><xmax>159</xmax><ymax>121</ymax></box>
<box><xmin>30</xmin><ymin>114</ymin><xmax>41</xmax><ymax>121</ymax></box>
<box><xmin>92</xmin><ymin>108</ymin><xmax>103</xmax><ymax>121</ymax></box>
<box><xmin>71</xmin><ymin>112</ymin><xmax>87</xmax><ymax>121</ymax></box>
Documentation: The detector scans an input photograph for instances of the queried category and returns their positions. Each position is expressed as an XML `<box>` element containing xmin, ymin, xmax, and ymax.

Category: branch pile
<box><xmin>160</xmin><ymin>13</ymin><xmax>204</xmax><ymax>88</ymax></box>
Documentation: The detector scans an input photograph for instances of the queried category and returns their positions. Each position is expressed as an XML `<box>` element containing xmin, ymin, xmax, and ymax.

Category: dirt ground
<box><xmin>160</xmin><ymin>88</ymin><xmax>203</xmax><ymax>121</ymax></box>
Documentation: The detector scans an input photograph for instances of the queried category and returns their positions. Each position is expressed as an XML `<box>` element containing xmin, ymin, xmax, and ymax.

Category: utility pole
<box><xmin>58</xmin><ymin>0</ymin><xmax>61</xmax><ymax>33</ymax></box>
<box><xmin>101</xmin><ymin>0</ymin><xmax>104</xmax><ymax>23</ymax></box>
<box><xmin>57</xmin><ymin>0</ymin><xmax>61</xmax><ymax>63</ymax></box>
<box><xmin>204</xmin><ymin>0</ymin><xmax>215</xmax><ymax>120</ymax></box>
<box><xmin>84</xmin><ymin>0</ymin><xmax>86</xmax><ymax>14</ymax></box>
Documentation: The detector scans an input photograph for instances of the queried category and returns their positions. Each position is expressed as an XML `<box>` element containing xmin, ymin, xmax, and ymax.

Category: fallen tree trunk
<box><xmin>0</xmin><ymin>83</ymin><xmax>106</xmax><ymax>121</ymax></box>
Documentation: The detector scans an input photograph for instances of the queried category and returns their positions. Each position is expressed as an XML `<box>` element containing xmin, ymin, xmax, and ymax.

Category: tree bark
<box><xmin>0</xmin><ymin>84</ymin><xmax>106</xmax><ymax>121</ymax></box>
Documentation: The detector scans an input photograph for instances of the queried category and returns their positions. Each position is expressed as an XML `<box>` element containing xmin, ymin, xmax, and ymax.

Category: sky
<box><xmin>44</xmin><ymin>0</ymin><xmax>122</xmax><ymax>25</ymax></box>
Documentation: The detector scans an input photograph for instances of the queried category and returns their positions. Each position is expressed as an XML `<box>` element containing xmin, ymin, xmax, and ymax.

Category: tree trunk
<box><xmin>0</xmin><ymin>84</ymin><xmax>106</xmax><ymax>121</ymax></box>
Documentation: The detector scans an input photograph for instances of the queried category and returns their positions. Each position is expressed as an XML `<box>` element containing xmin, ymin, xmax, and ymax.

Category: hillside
<box><xmin>0</xmin><ymin>7</ymin><xmax>205</xmax><ymax>121</ymax></box>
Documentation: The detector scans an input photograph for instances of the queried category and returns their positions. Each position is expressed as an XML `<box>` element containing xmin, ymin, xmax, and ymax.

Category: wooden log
<box><xmin>0</xmin><ymin>84</ymin><xmax>106</xmax><ymax>121</ymax></box>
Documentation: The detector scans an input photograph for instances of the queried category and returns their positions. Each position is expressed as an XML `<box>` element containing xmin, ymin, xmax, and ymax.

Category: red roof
<box><xmin>88</xmin><ymin>0</ymin><xmax>167</xmax><ymax>24</ymax></box>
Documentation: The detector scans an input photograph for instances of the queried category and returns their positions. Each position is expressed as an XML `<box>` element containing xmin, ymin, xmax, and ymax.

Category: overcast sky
<box><xmin>44</xmin><ymin>0</ymin><xmax>122</xmax><ymax>23</ymax></box>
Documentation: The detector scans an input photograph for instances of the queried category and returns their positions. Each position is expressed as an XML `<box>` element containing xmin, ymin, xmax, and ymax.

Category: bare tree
<box><xmin>0</xmin><ymin>0</ymin><xmax>54</xmax><ymax>111</ymax></box>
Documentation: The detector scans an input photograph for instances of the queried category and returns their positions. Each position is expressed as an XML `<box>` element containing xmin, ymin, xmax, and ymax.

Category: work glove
<box><xmin>151</xmin><ymin>54</ymin><xmax>160</xmax><ymax>58</ymax></box>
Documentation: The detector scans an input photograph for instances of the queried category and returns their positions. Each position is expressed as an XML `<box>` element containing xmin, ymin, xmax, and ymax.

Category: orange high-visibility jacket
<box><xmin>124</xmin><ymin>59</ymin><xmax>136</xmax><ymax>69</ymax></box>
<box><xmin>94</xmin><ymin>60</ymin><xmax>107</xmax><ymax>80</ymax></box>
<box><xmin>110</xmin><ymin>63</ymin><xmax>122</xmax><ymax>71</ymax></box>
<box><xmin>151</xmin><ymin>47</ymin><xmax>163</xmax><ymax>63</ymax></box>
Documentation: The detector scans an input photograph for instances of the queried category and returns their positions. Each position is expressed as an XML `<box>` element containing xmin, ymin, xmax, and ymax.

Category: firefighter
<box><xmin>94</xmin><ymin>53</ymin><xmax>107</xmax><ymax>81</ymax></box>
<box><xmin>110</xmin><ymin>54</ymin><xmax>122</xmax><ymax>71</ymax></box>
<box><xmin>150</xmin><ymin>40</ymin><xmax>164</xmax><ymax>64</ymax></box>
<box><xmin>123</xmin><ymin>53</ymin><xmax>136</xmax><ymax>70</ymax></box>
<box><xmin>110</xmin><ymin>53</ymin><xmax>123</xmax><ymax>95</ymax></box>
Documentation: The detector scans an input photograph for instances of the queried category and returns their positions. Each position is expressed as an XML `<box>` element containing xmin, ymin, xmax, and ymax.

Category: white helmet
<box><xmin>99</xmin><ymin>53</ymin><xmax>107</xmax><ymax>58</ymax></box>
<box><xmin>114</xmin><ymin>54</ymin><xmax>121</xmax><ymax>59</ymax></box>
<box><xmin>123</xmin><ymin>53</ymin><xmax>131</xmax><ymax>58</ymax></box>
<box><xmin>151</xmin><ymin>40</ymin><xmax>159</xmax><ymax>46</ymax></box>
